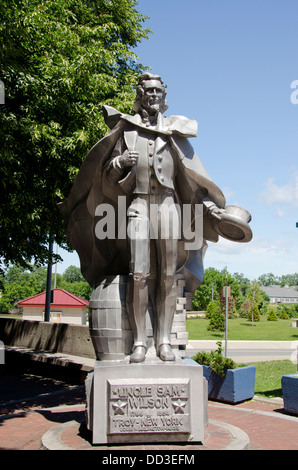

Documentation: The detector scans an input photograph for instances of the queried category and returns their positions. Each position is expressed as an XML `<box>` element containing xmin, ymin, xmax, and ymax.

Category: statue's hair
<box><xmin>134</xmin><ymin>73</ymin><xmax>168</xmax><ymax>113</ymax></box>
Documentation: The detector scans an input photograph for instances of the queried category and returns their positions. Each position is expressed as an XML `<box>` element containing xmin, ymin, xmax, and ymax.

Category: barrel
<box><xmin>89</xmin><ymin>276</ymin><xmax>132</xmax><ymax>361</ymax></box>
<box><xmin>89</xmin><ymin>275</ymin><xmax>155</xmax><ymax>361</ymax></box>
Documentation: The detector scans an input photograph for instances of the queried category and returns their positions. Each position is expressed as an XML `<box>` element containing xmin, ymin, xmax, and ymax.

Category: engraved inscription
<box><xmin>108</xmin><ymin>379</ymin><xmax>190</xmax><ymax>434</ymax></box>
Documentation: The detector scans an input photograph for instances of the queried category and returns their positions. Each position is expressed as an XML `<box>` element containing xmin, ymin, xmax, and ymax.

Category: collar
<box><xmin>102</xmin><ymin>105</ymin><xmax>197</xmax><ymax>138</ymax></box>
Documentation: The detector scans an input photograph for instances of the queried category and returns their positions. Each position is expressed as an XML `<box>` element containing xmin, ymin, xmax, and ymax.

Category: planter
<box><xmin>202</xmin><ymin>365</ymin><xmax>256</xmax><ymax>404</ymax></box>
<box><xmin>281</xmin><ymin>374</ymin><xmax>298</xmax><ymax>415</ymax></box>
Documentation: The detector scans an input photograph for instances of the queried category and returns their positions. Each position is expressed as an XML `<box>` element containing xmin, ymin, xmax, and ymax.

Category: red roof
<box><xmin>18</xmin><ymin>289</ymin><xmax>89</xmax><ymax>309</ymax></box>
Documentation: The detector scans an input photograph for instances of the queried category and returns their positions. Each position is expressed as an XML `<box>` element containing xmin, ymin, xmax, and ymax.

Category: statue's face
<box><xmin>141</xmin><ymin>80</ymin><xmax>165</xmax><ymax>115</ymax></box>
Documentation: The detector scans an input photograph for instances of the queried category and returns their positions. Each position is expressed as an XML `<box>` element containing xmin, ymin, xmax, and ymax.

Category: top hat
<box><xmin>212</xmin><ymin>205</ymin><xmax>253</xmax><ymax>243</ymax></box>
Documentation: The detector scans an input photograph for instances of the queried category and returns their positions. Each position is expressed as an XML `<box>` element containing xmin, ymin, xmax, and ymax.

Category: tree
<box><xmin>267</xmin><ymin>309</ymin><xmax>278</xmax><ymax>321</ymax></box>
<box><xmin>247</xmin><ymin>304</ymin><xmax>261</xmax><ymax>322</ymax></box>
<box><xmin>218</xmin><ymin>290</ymin><xmax>237</xmax><ymax>319</ymax></box>
<box><xmin>192</xmin><ymin>267</ymin><xmax>243</xmax><ymax>311</ymax></box>
<box><xmin>62</xmin><ymin>265</ymin><xmax>84</xmax><ymax>283</ymax></box>
<box><xmin>246</xmin><ymin>280</ymin><xmax>266</xmax><ymax>310</ymax></box>
<box><xmin>279</xmin><ymin>273</ymin><xmax>298</xmax><ymax>286</ymax></box>
<box><xmin>59</xmin><ymin>280</ymin><xmax>92</xmax><ymax>300</ymax></box>
<box><xmin>257</xmin><ymin>273</ymin><xmax>279</xmax><ymax>286</ymax></box>
<box><xmin>205</xmin><ymin>300</ymin><xmax>220</xmax><ymax>319</ymax></box>
<box><xmin>0</xmin><ymin>262</ymin><xmax>91</xmax><ymax>311</ymax></box>
<box><xmin>207</xmin><ymin>307</ymin><xmax>225</xmax><ymax>332</ymax></box>
<box><xmin>232</xmin><ymin>272</ymin><xmax>251</xmax><ymax>297</ymax></box>
<box><xmin>0</xmin><ymin>264</ymin><xmax>48</xmax><ymax>312</ymax></box>
<box><xmin>245</xmin><ymin>280</ymin><xmax>265</xmax><ymax>323</ymax></box>
<box><xmin>0</xmin><ymin>0</ymin><xmax>150</xmax><ymax>272</ymax></box>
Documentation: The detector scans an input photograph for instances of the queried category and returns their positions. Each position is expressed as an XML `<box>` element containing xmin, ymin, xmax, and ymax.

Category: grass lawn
<box><xmin>187</xmin><ymin>316</ymin><xmax>298</xmax><ymax>398</ymax></box>
<box><xmin>186</xmin><ymin>316</ymin><xmax>298</xmax><ymax>341</ymax></box>
<box><xmin>247</xmin><ymin>360</ymin><xmax>297</xmax><ymax>398</ymax></box>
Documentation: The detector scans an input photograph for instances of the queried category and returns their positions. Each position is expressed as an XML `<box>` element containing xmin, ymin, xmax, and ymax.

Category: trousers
<box><xmin>125</xmin><ymin>192</ymin><xmax>180</xmax><ymax>350</ymax></box>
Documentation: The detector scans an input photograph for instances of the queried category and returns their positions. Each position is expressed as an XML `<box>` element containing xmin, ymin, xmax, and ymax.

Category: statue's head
<box><xmin>134</xmin><ymin>73</ymin><xmax>168</xmax><ymax>116</ymax></box>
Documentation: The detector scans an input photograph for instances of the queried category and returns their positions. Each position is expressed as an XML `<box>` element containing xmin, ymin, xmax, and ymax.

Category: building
<box><xmin>262</xmin><ymin>285</ymin><xmax>298</xmax><ymax>304</ymax></box>
<box><xmin>18</xmin><ymin>288</ymin><xmax>89</xmax><ymax>325</ymax></box>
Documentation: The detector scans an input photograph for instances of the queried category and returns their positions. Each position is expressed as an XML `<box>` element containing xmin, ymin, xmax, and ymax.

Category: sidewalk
<box><xmin>0</xmin><ymin>376</ymin><xmax>297</xmax><ymax>451</ymax></box>
<box><xmin>1</xmin><ymin>344</ymin><xmax>298</xmax><ymax>451</ymax></box>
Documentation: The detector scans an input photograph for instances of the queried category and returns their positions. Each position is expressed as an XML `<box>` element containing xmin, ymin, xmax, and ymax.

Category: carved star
<box><xmin>172</xmin><ymin>399</ymin><xmax>187</xmax><ymax>414</ymax></box>
<box><xmin>112</xmin><ymin>399</ymin><xmax>127</xmax><ymax>415</ymax></box>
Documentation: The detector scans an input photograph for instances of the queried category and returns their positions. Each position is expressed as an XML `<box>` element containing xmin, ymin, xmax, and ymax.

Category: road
<box><xmin>185</xmin><ymin>340</ymin><xmax>298</xmax><ymax>364</ymax></box>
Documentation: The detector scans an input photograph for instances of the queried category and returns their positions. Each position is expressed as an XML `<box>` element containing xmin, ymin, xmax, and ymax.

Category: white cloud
<box><xmin>259</xmin><ymin>174</ymin><xmax>298</xmax><ymax>208</ymax></box>
<box><xmin>204</xmin><ymin>234</ymin><xmax>298</xmax><ymax>279</ymax></box>
<box><xmin>207</xmin><ymin>235</ymin><xmax>290</xmax><ymax>257</ymax></box>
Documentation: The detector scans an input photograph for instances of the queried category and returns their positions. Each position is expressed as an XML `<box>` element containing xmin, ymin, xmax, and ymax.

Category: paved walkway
<box><xmin>1</xmin><ymin>344</ymin><xmax>298</xmax><ymax>452</ymax></box>
<box><xmin>0</xmin><ymin>380</ymin><xmax>297</xmax><ymax>451</ymax></box>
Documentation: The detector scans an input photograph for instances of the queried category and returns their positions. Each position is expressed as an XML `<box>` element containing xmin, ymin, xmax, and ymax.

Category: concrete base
<box><xmin>85</xmin><ymin>354</ymin><xmax>208</xmax><ymax>445</ymax></box>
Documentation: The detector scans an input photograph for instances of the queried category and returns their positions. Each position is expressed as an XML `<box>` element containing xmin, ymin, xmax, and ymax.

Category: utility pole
<box><xmin>53</xmin><ymin>243</ymin><xmax>58</xmax><ymax>289</ymax></box>
<box><xmin>223</xmin><ymin>285</ymin><xmax>230</xmax><ymax>358</ymax></box>
<box><xmin>44</xmin><ymin>237</ymin><xmax>53</xmax><ymax>322</ymax></box>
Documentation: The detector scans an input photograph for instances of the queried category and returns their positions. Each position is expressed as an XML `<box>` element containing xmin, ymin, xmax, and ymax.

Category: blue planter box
<box><xmin>281</xmin><ymin>374</ymin><xmax>298</xmax><ymax>415</ymax></box>
<box><xmin>202</xmin><ymin>365</ymin><xmax>256</xmax><ymax>404</ymax></box>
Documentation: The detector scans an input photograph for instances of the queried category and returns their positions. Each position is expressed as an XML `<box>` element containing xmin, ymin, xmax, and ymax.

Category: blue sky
<box><xmin>57</xmin><ymin>0</ymin><xmax>298</xmax><ymax>281</ymax></box>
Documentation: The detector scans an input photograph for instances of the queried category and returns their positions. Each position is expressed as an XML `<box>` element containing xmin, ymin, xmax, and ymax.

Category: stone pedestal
<box><xmin>85</xmin><ymin>356</ymin><xmax>208</xmax><ymax>445</ymax></box>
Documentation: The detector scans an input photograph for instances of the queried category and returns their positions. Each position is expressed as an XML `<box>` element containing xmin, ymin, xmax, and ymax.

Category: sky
<box><xmin>57</xmin><ymin>0</ymin><xmax>298</xmax><ymax>281</ymax></box>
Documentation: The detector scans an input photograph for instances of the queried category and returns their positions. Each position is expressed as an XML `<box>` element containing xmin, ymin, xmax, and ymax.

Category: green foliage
<box><xmin>278</xmin><ymin>309</ymin><xmax>290</xmax><ymax>320</ymax></box>
<box><xmin>218</xmin><ymin>290</ymin><xmax>238</xmax><ymax>318</ymax></box>
<box><xmin>247</xmin><ymin>304</ymin><xmax>261</xmax><ymax>322</ymax></box>
<box><xmin>277</xmin><ymin>304</ymin><xmax>296</xmax><ymax>319</ymax></box>
<box><xmin>0</xmin><ymin>0</ymin><xmax>150</xmax><ymax>271</ymax></box>
<box><xmin>58</xmin><ymin>280</ymin><xmax>92</xmax><ymax>300</ymax></box>
<box><xmin>187</xmin><ymin>316</ymin><xmax>298</xmax><ymax>341</ymax></box>
<box><xmin>267</xmin><ymin>309</ymin><xmax>278</xmax><ymax>321</ymax></box>
<box><xmin>207</xmin><ymin>305</ymin><xmax>225</xmax><ymax>332</ymax></box>
<box><xmin>0</xmin><ymin>264</ymin><xmax>48</xmax><ymax>311</ymax></box>
<box><xmin>246</xmin><ymin>280</ymin><xmax>266</xmax><ymax>309</ymax></box>
<box><xmin>250</xmin><ymin>360</ymin><xmax>297</xmax><ymax>398</ymax></box>
<box><xmin>205</xmin><ymin>300</ymin><xmax>220</xmax><ymax>319</ymax></box>
<box><xmin>192</xmin><ymin>267</ymin><xmax>245</xmax><ymax>311</ymax></box>
<box><xmin>257</xmin><ymin>272</ymin><xmax>298</xmax><ymax>287</ymax></box>
<box><xmin>0</xmin><ymin>262</ymin><xmax>91</xmax><ymax>311</ymax></box>
<box><xmin>62</xmin><ymin>265</ymin><xmax>85</xmax><ymax>283</ymax></box>
<box><xmin>192</xmin><ymin>341</ymin><xmax>237</xmax><ymax>377</ymax></box>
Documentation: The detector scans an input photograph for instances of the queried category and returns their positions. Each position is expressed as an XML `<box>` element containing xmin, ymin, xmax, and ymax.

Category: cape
<box><xmin>58</xmin><ymin>106</ymin><xmax>226</xmax><ymax>292</ymax></box>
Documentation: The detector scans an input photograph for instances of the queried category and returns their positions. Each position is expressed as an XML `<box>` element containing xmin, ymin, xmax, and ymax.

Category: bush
<box><xmin>247</xmin><ymin>305</ymin><xmax>260</xmax><ymax>322</ymax></box>
<box><xmin>192</xmin><ymin>341</ymin><xmax>237</xmax><ymax>377</ymax></box>
<box><xmin>207</xmin><ymin>306</ymin><xmax>225</xmax><ymax>332</ymax></box>
<box><xmin>267</xmin><ymin>309</ymin><xmax>278</xmax><ymax>321</ymax></box>
<box><xmin>278</xmin><ymin>309</ymin><xmax>289</xmax><ymax>320</ymax></box>
<box><xmin>205</xmin><ymin>300</ymin><xmax>220</xmax><ymax>319</ymax></box>
<box><xmin>281</xmin><ymin>305</ymin><xmax>296</xmax><ymax>318</ymax></box>
<box><xmin>238</xmin><ymin>307</ymin><xmax>249</xmax><ymax>318</ymax></box>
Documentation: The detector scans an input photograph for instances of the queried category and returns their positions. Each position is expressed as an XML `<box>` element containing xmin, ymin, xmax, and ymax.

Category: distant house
<box><xmin>18</xmin><ymin>288</ymin><xmax>89</xmax><ymax>325</ymax></box>
<box><xmin>262</xmin><ymin>285</ymin><xmax>298</xmax><ymax>304</ymax></box>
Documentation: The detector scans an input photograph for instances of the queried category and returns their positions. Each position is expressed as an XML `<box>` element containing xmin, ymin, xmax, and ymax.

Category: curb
<box><xmin>40</xmin><ymin>417</ymin><xmax>250</xmax><ymax>451</ymax></box>
<box><xmin>41</xmin><ymin>420</ymin><xmax>78</xmax><ymax>450</ymax></box>
<box><xmin>210</xmin><ymin>420</ymin><xmax>250</xmax><ymax>450</ymax></box>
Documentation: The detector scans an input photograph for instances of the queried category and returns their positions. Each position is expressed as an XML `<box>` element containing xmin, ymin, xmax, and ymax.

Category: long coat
<box><xmin>59</xmin><ymin>107</ymin><xmax>226</xmax><ymax>292</ymax></box>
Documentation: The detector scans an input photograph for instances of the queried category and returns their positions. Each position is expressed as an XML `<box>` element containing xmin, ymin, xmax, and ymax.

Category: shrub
<box><xmin>207</xmin><ymin>306</ymin><xmax>225</xmax><ymax>331</ymax></box>
<box><xmin>238</xmin><ymin>307</ymin><xmax>249</xmax><ymax>318</ymax></box>
<box><xmin>283</xmin><ymin>305</ymin><xmax>297</xmax><ymax>318</ymax></box>
<box><xmin>205</xmin><ymin>300</ymin><xmax>220</xmax><ymax>319</ymax></box>
<box><xmin>267</xmin><ymin>309</ymin><xmax>278</xmax><ymax>321</ymax></box>
<box><xmin>247</xmin><ymin>305</ymin><xmax>260</xmax><ymax>322</ymax></box>
<box><xmin>278</xmin><ymin>309</ymin><xmax>289</xmax><ymax>320</ymax></box>
<box><xmin>192</xmin><ymin>341</ymin><xmax>237</xmax><ymax>377</ymax></box>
